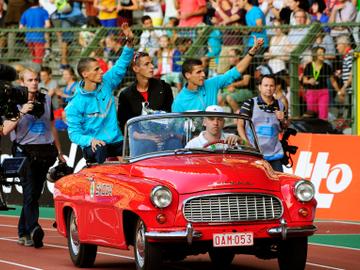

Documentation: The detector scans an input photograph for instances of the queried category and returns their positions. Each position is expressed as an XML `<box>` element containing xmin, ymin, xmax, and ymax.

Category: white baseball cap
<box><xmin>205</xmin><ymin>105</ymin><xmax>225</xmax><ymax>113</ymax></box>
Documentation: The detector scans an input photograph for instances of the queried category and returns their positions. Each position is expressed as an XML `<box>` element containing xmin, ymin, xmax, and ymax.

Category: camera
<box><xmin>0</xmin><ymin>80</ymin><xmax>28</xmax><ymax>119</ymax></box>
<box><xmin>280</xmin><ymin>128</ymin><xmax>298</xmax><ymax>167</ymax></box>
<box><xmin>0</xmin><ymin>81</ymin><xmax>46</xmax><ymax>119</ymax></box>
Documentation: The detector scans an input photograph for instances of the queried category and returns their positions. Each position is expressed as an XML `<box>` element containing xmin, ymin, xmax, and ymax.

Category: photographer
<box><xmin>2</xmin><ymin>67</ymin><xmax>65</xmax><ymax>248</ymax></box>
<box><xmin>237</xmin><ymin>75</ymin><xmax>288</xmax><ymax>172</ymax></box>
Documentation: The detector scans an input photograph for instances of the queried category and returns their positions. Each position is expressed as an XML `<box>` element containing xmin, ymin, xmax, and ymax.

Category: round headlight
<box><xmin>150</xmin><ymin>186</ymin><xmax>172</xmax><ymax>208</ymax></box>
<box><xmin>294</xmin><ymin>180</ymin><xmax>315</xmax><ymax>202</ymax></box>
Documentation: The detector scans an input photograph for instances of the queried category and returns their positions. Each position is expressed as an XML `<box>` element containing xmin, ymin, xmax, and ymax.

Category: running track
<box><xmin>0</xmin><ymin>216</ymin><xmax>359</xmax><ymax>270</ymax></box>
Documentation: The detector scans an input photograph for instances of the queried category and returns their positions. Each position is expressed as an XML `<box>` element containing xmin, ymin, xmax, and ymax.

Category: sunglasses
<box><xmin>132</xmin><ymin>51</ymin><xmax>149</xmax><ymax>65</ymax></box>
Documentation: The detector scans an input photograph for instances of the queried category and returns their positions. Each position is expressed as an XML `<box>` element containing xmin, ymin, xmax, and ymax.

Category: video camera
<box><xmin>280</xmin><ymin>128</ymin><xmax>298</xmax><ymax>168</ymax></box>
<box><xmin>0</xmin><ymin>63</ymin><xmax>46</xmax><ymax>120</ymax></box>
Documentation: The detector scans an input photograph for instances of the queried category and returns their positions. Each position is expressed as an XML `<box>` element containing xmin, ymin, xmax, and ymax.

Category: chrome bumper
<box><xmin>145</xmin><ymin>223</ymin><xmax>202</xmax><ymax>244</ymax></box>
<box><xmin>267</xmin><ymin>218</ymin><xmax>317</xmax><ymax>240</ymax></box>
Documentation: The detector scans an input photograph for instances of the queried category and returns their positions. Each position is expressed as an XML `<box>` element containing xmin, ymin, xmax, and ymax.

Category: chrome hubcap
<box><xmin>69</xmin><ymin>212</ymin><xmax>80</xmax><ymax>255</ymax></box>
<box><xmin>135</xmin><ymin>221</ymin><xmax>146</xmax><ymax>268</ymax></box>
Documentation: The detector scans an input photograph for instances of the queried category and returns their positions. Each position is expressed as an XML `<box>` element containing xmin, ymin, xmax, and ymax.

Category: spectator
<box><xmin>79</xmin><ymin>16</ymin><xmax>102</xmax><ymax>53</ymax></box>
<box><xmin>138</xmin><ymin>15</ymin><xmax>164</xmax><ymax>57</ymax></box>
<box><xmin>94</xmin><ymin>0</ymin><xmax>118</xmax><ymax>27</ymax></box>
<box><xmin>176</xmin><ymin>0</ymin><xmax>207</xmax><ymax>27</ymax></box>
<box><xmin>185</xmin><ymin>105</ymin><xmax>241</xmax><ymax>149</ymax></box>
<box><xmin>302</xmin><ymin>46</ymin><xmax>341</xmax><ymax>120</ymax></box>
<box><xmin>4</xmin><ymin>0</ymin><xmax>29</xmax><ymax>59</ymax></box>
<box><xmin>117</xmin><ymin>51</ymin><xmax>177</xmax><ymax>155</ymax></box>
<box><xmin>19</xmin><ymin>0</ymin><xmax>51</xmax><ymax>65</ymax></box>
<box><xmin>82</xmin><ymin>0</ymin><xmax>98</xmax><ymax>20</ymax></box>
<box><xmin>163</xmin><ymin>0</ymin><xmax>179</xmax><ymax>24</ymax></box>
<box><xmin>287</xmin><ymin>9</ymin><xmax>309</xmax><ymax>50</ymax></box>
<box><xmin>313</xmin><ymin>28</ymin><xmax>336</xmax><ymax>65</ymax></box>
<box><xmin>238</xmin><ymin>74</ymin><xmax>287</xmax><ymax>172</ymax></box>
<box><xmin>212</xmin><ymin>0</ymin><xmax>245</xmax><ymax>74</ymax></box>
<box><xmin>171</xmin><ymin>37</ymin><xmax>264</xmax><ymax>112</ymax></box>
<box><xmin>310</xmin><ymin>0</ymin><xmax>329</xmax><ymax>25</ymax></box>
<box><xmin>259</xmin><ymin>0</ymin><xmax>283</xmax><ymax>35</ymax></box>
<box><xmin>57</xmin><ymin>1</ymin><xmax>86</xmax><ymax>69</ymax></box>
<box><xmin>287</xmin><ymin>0</ymin><xmax>310</xmax><ymax>25</ymax></box>
<box><xmin>164</xmin><ymin>16</ymin><xmax>179</xmax><ymax>43</ymax></box>
<box><xmin>139</xmin><ymin>0</ymin><xmax>163</xmax><ymax>26</ymax></box>
<box><xmin>164</xmin><ymin>37</ymin><xmax>193</xmax><ymax>92</ymax></box>
<box><xmin>2</xmin><ymin>67</ymin><xmax>65</xmax><ymax>248</ymax></box>
<box><xmin>154</xmin><ymin>35</ymin><xmax>175</xmax><ymax>78</ymax></box>
<box><xmin>0</xmin><ymin>0</ymin><xmax>6</xmax><ymax>57</ymax></box>
<box><xmin>336</xmin><ymin>35</ymin><xmax>353</xmax><ymax>119</ymax></box>
<box><xmin>237</xmin><ymin>0</ymin><xmax>269</xmax><ymax>54</ymax></box>
<box><xmin>39</xmin><ymin>66</ymin><xmax>61</xmax><ymax>110</ymax></box>
<box><xmin>201</xmin><ymin>12</ymin><xmax>223</xmax><ymax>77</ymax></box>
<box><xmin>117</xmin><ymin>0</ymin><xmax>138</xmax><ymax>26</ymax></box>
<box><xmin>65</xmin><ymin>23</ymin><xmax>134</xmax><ymax>164</ymax></box>
<box><xmin>218</xmin><ymin>48</ymin><xmax>254</xmax><ymax>113</ymax></box>
<box><xmin>264</xmin><ymin>18</ymin><xmax>291</xmax><ymax>76</ymax></box>
<box><xmin>56</xmin><ymin>66</ymin><xmax>78</xmax><ymax>130</ymax></box>
<box><xmin>329</xmin><ymin>0</ymin><xmax>357</xmax><ymax>39</ymax></box>
<box><xmin>60</xmin><ymin>66</ymin><xmax>77</xmax><ymax>104</ymax></box>
<box><xmin>105</xmin><ymin>33</ymin><xmax>124</xmax><ymax>68</ymax></box>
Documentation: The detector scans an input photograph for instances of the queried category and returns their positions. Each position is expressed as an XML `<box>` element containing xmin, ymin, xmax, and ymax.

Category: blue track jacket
<box><xmin>65</xmin><ymin>46</ymin><xmax>134</xmax><ymax>148</ymax></box>
<box><xmin>171</xmin><ymin>67</ymin><xmax>241</xmax><ymax>112</ymax></box>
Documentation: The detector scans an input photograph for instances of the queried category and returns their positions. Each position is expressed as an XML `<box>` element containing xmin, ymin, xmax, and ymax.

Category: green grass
<box><xmin>310</xmin><ymin>234</ymin><xmax>360</xmax><ymax>249</ymax></box>
<box><xmin>0</xmin><ymin>205</ymin><xmax>54</xmax><ymax>219</ymax></box>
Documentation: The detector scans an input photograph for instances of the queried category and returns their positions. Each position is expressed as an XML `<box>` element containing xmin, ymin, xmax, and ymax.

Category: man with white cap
<box><xmin>185</xmin><ymin>105</ymin><xmax>240</xmax><ymax>149</ymax></box>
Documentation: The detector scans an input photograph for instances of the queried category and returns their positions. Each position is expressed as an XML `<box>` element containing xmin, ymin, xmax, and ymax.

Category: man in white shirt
<box><xmin>185</xmin><ymin>105</ymin><xmax>240</xmax><ymax>149</ymax></box>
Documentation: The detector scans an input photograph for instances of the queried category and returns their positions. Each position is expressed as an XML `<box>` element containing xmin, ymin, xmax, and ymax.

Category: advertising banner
<box><xmin>284</xmin><ymin>133</ymin><xmax>360</xmax><ymax>221</ymax></box>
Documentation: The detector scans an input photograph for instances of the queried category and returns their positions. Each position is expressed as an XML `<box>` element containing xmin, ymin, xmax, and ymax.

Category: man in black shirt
<box><xmin>117</xmin><ymin>51</ymin><xmax>179</xmax><ymax>156</ymax></box>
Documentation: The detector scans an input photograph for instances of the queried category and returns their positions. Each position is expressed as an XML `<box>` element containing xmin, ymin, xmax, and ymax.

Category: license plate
<box><xmin>213</xmin><ymin>232</ymin><xmax>254</xmax><ymax>247</ymax></box>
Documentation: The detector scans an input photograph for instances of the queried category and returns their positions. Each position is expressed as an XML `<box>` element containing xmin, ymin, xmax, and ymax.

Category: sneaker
<box><xmin>24</xmin><ymin>236</ymin><xmax>34</xmax><ymax>247</ymax></box>
<box><xmin>31</xmin><ymin>226</ymin><xmax>44</xmax><ymax>248</ymax></box>
<box><xmin>17</xmin><ymin>236</ymin><xmax>26</xmax><ymax>245</ymax></box>
<box><xmin>18</xmin><ymin>235</ymin><xmax>34</xmax><ymax>246</ymax></box>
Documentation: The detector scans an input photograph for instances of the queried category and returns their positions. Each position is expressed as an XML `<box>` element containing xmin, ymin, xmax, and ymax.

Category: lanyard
<box><xmin>312</xmin><ymin>62</ymin><xmax>322</xmax><ymax>81</ymax></box>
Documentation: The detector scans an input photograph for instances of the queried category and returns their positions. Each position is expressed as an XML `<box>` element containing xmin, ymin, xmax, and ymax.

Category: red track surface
<box><xmin>0</xmin><ymin>216</ymin><xmax>359</xmax><ymax>270</ymax></box>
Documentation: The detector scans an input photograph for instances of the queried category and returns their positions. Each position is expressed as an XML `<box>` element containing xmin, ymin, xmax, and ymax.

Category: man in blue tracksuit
<box><xmin>65</xmin><ymin>24</ymin><xmax>134</xmax><ymax>163</ymax></box>
<box><xmin>171</xmin><ymin>37</ymin><xmax>264</xmax><ymax>112</ymax></box>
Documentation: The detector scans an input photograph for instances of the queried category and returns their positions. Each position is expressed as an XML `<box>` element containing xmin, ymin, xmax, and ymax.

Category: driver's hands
<box><xmin>225</xmin><ymin>135</ymin><xmax>240</xmax><ymax>146</ymax></box>
<box><xmin>148</xmin><ymin>134</ymin><xmax>161</xmax><ymax>143</ymax></box>
<box><xmin>91</xmin><ymin>139</ymin><xmax>106</xmax><ymax>152</ymax></box>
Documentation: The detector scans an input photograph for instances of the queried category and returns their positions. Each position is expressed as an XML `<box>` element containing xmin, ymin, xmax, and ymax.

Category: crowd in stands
<box><xmin>1</xmin><ymin>0</ymin><xmax>359</xmax><ymax>132</ymax></box>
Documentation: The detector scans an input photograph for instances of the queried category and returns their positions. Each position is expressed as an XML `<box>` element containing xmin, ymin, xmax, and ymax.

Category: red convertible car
<box><xmin>54</xmin><ymin>112</ymin><xmax>317</xmax><ymax>270</ymax></box>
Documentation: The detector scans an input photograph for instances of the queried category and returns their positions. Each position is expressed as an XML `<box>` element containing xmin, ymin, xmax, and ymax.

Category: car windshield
<box><xmin>123</xmin><ymin>113</ymin><xmax>261</xmax><ymax>159</ymax></box>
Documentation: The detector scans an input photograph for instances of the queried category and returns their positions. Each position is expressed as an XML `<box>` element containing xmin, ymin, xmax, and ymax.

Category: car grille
<box><xmin>183</xmin><ymin>194</ymin><xmax>283</xmax><ymax>223</ymax></box>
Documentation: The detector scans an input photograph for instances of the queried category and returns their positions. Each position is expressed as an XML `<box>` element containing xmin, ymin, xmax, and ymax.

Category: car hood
<box><xmin>129</xmin><ymin>154</ymin><xmax>281</xmax><ymax>194</ymax></box>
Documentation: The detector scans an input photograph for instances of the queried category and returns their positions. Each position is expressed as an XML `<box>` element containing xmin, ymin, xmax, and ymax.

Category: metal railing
<box><xmin>0</xmin><ymin>22</ymin><xmax>359</xmax><ymax>133</ymax></box>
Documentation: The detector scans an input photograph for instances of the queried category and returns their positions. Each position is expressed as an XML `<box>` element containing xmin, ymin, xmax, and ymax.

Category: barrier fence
<box><xmin>0</xmin><ymin>22</ymin><xmax>359</xmax><ymax>134</ymax></box>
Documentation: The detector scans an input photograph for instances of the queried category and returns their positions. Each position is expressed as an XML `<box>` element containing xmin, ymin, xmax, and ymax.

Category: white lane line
<box><xmin>0</xmin><ymin>259</ymin><xmax>44</xmax><ymax>270</ymax></box>
<box><xmin>310</xmin><ymin>242</ymin><xmax>360</xmax><ymax>251</ymax></box>
<box><xmin>0</xmin><ymin>238</ymin><xmax>135</xmax><ymax>261</ymax></box>
<box><xmin>306</xmin><ymin>262</ymin><xmax>344</xmax><ymax>270</ymax></box>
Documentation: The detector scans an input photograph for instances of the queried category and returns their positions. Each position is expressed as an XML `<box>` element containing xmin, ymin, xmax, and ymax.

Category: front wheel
<box><xmin>209</xmin><ymin>248</ymin><xmax>235</xmax><ymax>269</ymax></box>
<box><xmin>134</xmin><ymin>219</ymin><xmax>162</xmax><ymax>270</ymax></box>
<box><xmin>67</xmin><ymin>210</ymin><xmax>97</xmax><ymax>267</ymax></box>
<box><xmin>278</xmin><ymin>237</ymin><xmax>308</xmax><ymax>270</ymax></box>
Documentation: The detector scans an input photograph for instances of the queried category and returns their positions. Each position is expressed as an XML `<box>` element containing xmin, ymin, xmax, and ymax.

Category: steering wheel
<box><xmin>203</xmin><ymin>139</ymin><xmax>226</xmax><ymax>148</ymax></box>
